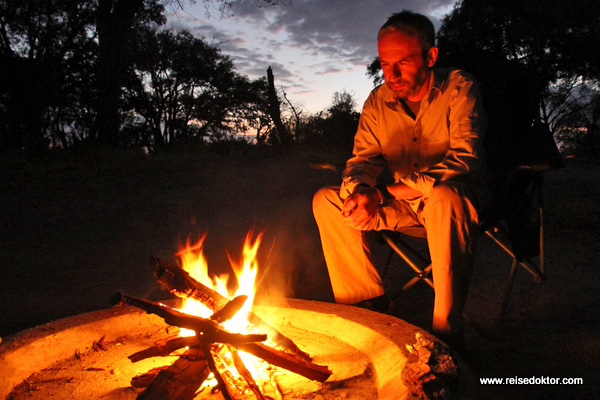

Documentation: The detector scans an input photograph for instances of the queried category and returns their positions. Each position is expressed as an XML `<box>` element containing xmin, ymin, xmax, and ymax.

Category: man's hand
<box><xmin>342</xmin><ymin>186</ymin><xmax>382</xmax><ymax>230</ymax></box>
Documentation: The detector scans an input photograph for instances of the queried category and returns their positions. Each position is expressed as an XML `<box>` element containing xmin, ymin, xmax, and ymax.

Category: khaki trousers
<box><xmin>312</xmin><ymin>183</ymin><xmax>480</xmax><ymax>334</ymax></box>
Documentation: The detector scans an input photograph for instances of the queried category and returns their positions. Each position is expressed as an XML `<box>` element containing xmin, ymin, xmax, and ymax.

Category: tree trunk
<box><xmin>95</xmin><ymin>0</ymin><xmax>145</xmax><ymax>145</ymax></box>
<box><xmin>266</xmin><ymin>66</ymin><xmax>292</xmax><ymax>146</ymax></box>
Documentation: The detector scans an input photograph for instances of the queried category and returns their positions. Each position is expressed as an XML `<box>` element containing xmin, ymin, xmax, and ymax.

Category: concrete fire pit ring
<box><xmin>0</xmin><ymin>298</ymin><xmax>474</xmax><ymax>399</ymax></box>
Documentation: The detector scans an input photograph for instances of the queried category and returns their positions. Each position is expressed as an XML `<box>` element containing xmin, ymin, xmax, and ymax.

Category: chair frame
<box><xmin>379</xmin><ymin>167</ymin><xmax>547</xmax><ymax>335</ymax></box>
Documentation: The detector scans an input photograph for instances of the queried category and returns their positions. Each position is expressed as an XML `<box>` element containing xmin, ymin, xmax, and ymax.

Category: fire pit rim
<box><xmin>0</xmin><ymin>298</ymin><xmax>473</xmax><ymax>400</ymax></box>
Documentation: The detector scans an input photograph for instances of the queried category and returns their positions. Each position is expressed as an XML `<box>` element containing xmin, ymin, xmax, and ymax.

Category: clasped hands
<box><xmin>341</xmin><ymin>185</ymin><xmax>382</xmax><ymax>230</ymax></box>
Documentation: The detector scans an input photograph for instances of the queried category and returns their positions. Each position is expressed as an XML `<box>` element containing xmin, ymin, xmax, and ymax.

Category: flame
<box><xmin>175</xmin><ymin>231</ymin><xmax>262</xmax><ymax>314</ymax></box>
<box><xmin>175</xmin><ymin>231</ymin><xmax>266</xmax><ymax>351</ymax></box>
<box><xmin>225</xmin><ymin>231</ymin><xmax>262</xmax><ymax>330</ymax></box>
<box><xmin>174</xmin><ymin>231</ymin><xmax>270</xmax><ymax>388</ymax></box>
<box><xmin>175</xmin><ymin>233</ymin><xmax>215</xmax><ymax>320</ymax></box>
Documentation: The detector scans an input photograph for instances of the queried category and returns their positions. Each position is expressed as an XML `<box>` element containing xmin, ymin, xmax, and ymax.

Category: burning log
<box><xmin>137</xmin><ymin>348</ymin><xmax>210</xmax><ymax>400</ymax></box>
<box><xmin>201</xmin><ymin>343</ymin><xmax>235</xmax><ymax>400</ymax></box>
<box><xmin>111</xmin><ymin>293</ymin><xmax>267</xmax><ymax>345</ymax></box>
<box><xmin>228</xmin><ymin>345</ymin><xmax>267</xmax><ymax>400</ymax></box>
<box><xmin>131</xmin><ymin>335</ymin><xmax>332</xmax><ymax>383</ymax></box>
<box><xmin>151</xmin><ymin>256</ymin><xmax>312</xmax><ymax>360</ymax></box>
<box><xmin>237</xmin><ymin>342</ymin><xmax>332</xmax><ymax>383</ymax></box>
<box><xmin>112</xmin><ymin>292</ymin><xmax>332</xmax><ymax>383</ymax></box>
<box><xmin>129</xmin><ymin>336</ymin><xmax>199</xmax><ymax>363</ymax></box>
<box><xmin>211</xmin><ymin>294</ymin><xmax>248</xmax><ymax>323</ymax></box>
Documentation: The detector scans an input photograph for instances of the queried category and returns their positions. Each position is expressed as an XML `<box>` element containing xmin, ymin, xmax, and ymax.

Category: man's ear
<box><xmin>428</xmin><ymin>47</ymin><xmax>439</xmax><ymax>67</ymax></box>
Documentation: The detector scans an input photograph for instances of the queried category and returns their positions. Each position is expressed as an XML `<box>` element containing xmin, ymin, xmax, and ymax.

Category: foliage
<box><xmin>0</xmin><ymin>0</ymin><xmax>277</xmax><ymax>152</ymax></box>
<box><xmin>197</xmin><ymin>0</ymin><xmax>292</xmax><ymax>18</ymax></box>
<box><xmin>299</xmin><ymin>90</ymin><xmax>359</xmax><ymax>157</ymax></box>
<box><xmin>0</xmin><ymin>0</ymin><xmax>98</xmax><ymax>149</ymax></box>
<box><xmin>122</xmin><ymin>28</ymin><xmax>270</xmax><ymax>148</ymax></box>
<box><xmin>550</xmin><ymin>79</ymin><xmax>600</xmax><ymax>158</ymax></box>
<box><xmin>366</xmin><ymin>57</ymin><xmax>383</xmax><ymax>88</ymax></box>
<box><xmin>437</xmin><ymin>0</ymin><xmax>600</xmax><ymax>158</ymax></box>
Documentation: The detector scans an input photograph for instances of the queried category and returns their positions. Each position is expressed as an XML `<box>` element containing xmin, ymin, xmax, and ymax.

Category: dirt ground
<box><xmin>1</xmin><ymin>146</ymin><xmax>599</xmax><ymax>399</ymax></box>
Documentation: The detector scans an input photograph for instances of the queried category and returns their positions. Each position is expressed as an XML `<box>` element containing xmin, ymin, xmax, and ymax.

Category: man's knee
<box><xmin>426</xmin><ymin>183</ymin><xmax>478</xmax><ymax>221</ymax></box>
<box><xmin>313</xmin><ymin>186</ymin><xmax>342</xmax><ymax>217</ymax></box>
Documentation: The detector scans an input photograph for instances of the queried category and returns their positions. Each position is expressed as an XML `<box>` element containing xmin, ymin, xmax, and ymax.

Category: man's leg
<box><xmin>312</xmin><ymin>186</ymin><xmax>420</xmax><ymax>304</ymax></box>
<box><xmin>421</xmin><ymin>183</ymin><xmax>480</xmax><ymax>336</ymax></box>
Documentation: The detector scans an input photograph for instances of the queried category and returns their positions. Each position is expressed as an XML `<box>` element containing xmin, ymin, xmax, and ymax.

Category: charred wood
<box><xmin>150</xmin><ymin>257</ymin><xmax>311</xmax><ymax>360</ymax></box>
<box><xmin>129</xmin><ymin>336</ymin><xmax>199</xmax><ymax>363</ymax></box>
<box><xmin>150</xmin><ymin>256</ymin><xmax>228</xmax><ymax>311</ymax></box>
<box><xmin>136</xmin><ymin>348</ymin><xmax>210</xmax><ymax>400</ymax></box>
<box><xmin>237</xmin><ymin>342</ymin><xmax>332</xmax><ymax>383</ymax></box>
<box><xmin>123</xmin><ymin>318</ymin><xmax>330</xmax><ymax>383</ymax></box>
<box><xmin>111</xmin><ymin>293</ymin><xmax>266</xmax><ymax>345</ymax></box>
<box><xmin>211</xmin><ymin>295</ymin><xmax>248</xmax><ymax>323</ymax></box>
<box><xmin>131</xmin><ymin>366</ymin><xmax>169</xmax><ymax>388</ymax></box>
<box><xmin>201</xmin><ymin>343</ymin><xmax>235</xmax><ymax>400</ymax></box>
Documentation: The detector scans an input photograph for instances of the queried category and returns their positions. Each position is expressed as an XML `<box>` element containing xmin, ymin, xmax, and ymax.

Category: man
<box><xmin>313</xmin><ymin>11</ymin><xmax>489</xmax><ymax>342</ymax></box>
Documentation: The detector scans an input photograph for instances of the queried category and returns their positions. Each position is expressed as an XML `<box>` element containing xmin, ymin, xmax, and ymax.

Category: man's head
<box><xmin>377</xmin><ymin>11</ymin><xmax>438</xmax><ymax>101</ymax></box>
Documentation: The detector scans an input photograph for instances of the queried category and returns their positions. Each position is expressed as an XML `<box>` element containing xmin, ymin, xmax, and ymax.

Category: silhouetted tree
<box><xmin>437</xmin><ymin>0</ymin><xmax>599</xmax><ymax>160</ymax></box>
<box><xmin>301</xmin><ymin>90</ymin><xmax>359</xmax><ymax>156</ymax></box>
<box><xmin>124</xmin><ymin>28</ymin><xmax>269</xmax><ymax>148</ymax></box>
<box><xmin>95</xmin><ymin>0</ymin><xmax>165</xmax><ymax>146</ymax></box>
<box><xmin>0</xmin><ymin>0</ymin><xmax>288</xmax><ymax>151</ymax></box>
<box><xmin>95</xmin><ymin>0</ymin><xmax>290</xmax><ymax>147</ymax></box>
<box><xmin>0</xmin><ymin>0</ymin><xmax>97</xmax><ymax>150</ymax></box>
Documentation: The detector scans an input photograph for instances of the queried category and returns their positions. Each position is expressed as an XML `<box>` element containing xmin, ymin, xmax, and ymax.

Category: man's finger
<box><xmin>341</xmin><ymin>197</ymin><xmax>358</xmax><ymax>216</ymax></box>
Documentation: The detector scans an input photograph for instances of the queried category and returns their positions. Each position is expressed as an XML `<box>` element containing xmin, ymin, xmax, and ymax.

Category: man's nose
<box><xmin>391</xmin><ymin>63</ymin><xmax>402</xmax><ymax>80</ymax></box>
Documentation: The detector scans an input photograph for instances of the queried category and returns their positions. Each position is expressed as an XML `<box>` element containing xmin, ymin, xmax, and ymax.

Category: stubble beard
<box><xmin>390</xmin><ymin>65</ymin><xmax>429</xmax><ymax>100</ymax></box>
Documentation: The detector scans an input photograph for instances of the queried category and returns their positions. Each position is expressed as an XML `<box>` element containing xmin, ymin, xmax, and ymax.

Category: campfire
<box><xmin>2</xmin><ymin>231</ymin><xmax>464</xmax><ymax>400</ymax></box>
<box><xmin>110</xmin><ymin>232</ymin><xmax>332</xmax><ymax>399</ymax></box>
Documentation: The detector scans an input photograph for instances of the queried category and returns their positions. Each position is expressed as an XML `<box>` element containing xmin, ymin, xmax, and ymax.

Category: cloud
<box><xmin>227</xmin><ymin>0</ymin><xmax>457</xmax><ymax>66</ymax></box>
<box><xmin>165</xmin><ymin>0</ymin><xmax>458</xmax><ymax>112</ymax></box>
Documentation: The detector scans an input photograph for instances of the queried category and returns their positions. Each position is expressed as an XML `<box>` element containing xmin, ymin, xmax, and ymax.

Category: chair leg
<box><xmin>401</xmin><ymin>265</ymin><xmax>434</xmax><ymax>291</ymax></box>
<box><xmin>484</xmin><ymin>230</ymin><xmax>545</xmax><ymax>281</ymax></box>
<box><xmin>499</xmin><ymin>258</ymin><xmax>519</xmax><ymax>332</ymax></box>
<box><xmin>381</xmin><ymin>232</ymin><xmax>429</xmax><ymax>277</ymax></box>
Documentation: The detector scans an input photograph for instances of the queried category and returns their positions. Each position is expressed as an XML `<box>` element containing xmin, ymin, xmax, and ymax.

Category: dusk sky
<box><xmin>166</xmin><ymin>0</ymin><xmax>458</xmax><ymax>114</ymax></box>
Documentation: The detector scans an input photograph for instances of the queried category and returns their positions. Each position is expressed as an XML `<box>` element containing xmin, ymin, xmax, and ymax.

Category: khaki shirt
<box><xmin>341</xmin><ymin>68</ymin><xmax>489</xmax><ymax>210</ymax></box>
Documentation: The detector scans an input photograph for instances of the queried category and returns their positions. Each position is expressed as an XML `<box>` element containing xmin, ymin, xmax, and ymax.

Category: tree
<box><xmin>0</xmin><ymin>0</ymin><xmax>97</xmax><ymax>150</ymax></box>
<box><xmin>0</xmin><ymin>0</ymin><xmax>290</xmax><ymax>151</ymax></box>
<box><xmin>301</xmin><ymin>90</ymin><xmax>359</xmax><ymax>156</ymax></box>
<box><xmin>95</xmin><ymin>0</ymin><xmax>290</xmax><ymax>147</ymax></box>
<box><xmin>95</xmin><ymin>0</ymin><xmax>165</xmax><ymax>146</ymax></box>
<box><xmin>266</xmin><ymin>66</ymin><xmax>292</xmax><ymax>146</ymax></box>
<box><xmin>436</xmin><ymin>0</ymin><xmax>600</xmax><ymax>159</ymax></box>
<box><xmin>124</xmin><ymin>28</ymin><xmax>270</xmax><ymax>148</ymax></box>
<box><xmin>549</xmin><ymin>79</ymin><xmax>600</xmax><ymax>158</ymax></box>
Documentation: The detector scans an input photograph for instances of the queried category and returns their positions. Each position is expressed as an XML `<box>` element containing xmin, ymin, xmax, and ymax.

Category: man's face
<box><xmin>378</xmin><ymin>30</ymin><xmax>434</xmax><ymax>101</ymax></box>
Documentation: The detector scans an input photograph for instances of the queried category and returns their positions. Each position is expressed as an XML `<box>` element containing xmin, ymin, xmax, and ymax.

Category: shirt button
<box><xmin>413</xmin><ymin>163</ymin><xmax>419</xmax><ymax>168</ymax></box>
<box><xmin>413</xmin><ymin>137</ymin><xmax>417</xmax><ymax>142</ymax></box>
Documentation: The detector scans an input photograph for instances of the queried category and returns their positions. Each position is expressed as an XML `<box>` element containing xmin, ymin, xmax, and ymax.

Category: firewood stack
<box><xmin>110</xmin><ymin>257</ymin><xmax>332</xmax><ymax>400</ymax></box>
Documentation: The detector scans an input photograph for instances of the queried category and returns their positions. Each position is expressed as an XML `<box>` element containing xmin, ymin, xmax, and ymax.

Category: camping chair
<box><xmin>378</xmin><ymin>163</ymin><xmax>553</xmax><ymax>337</ymax></box>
